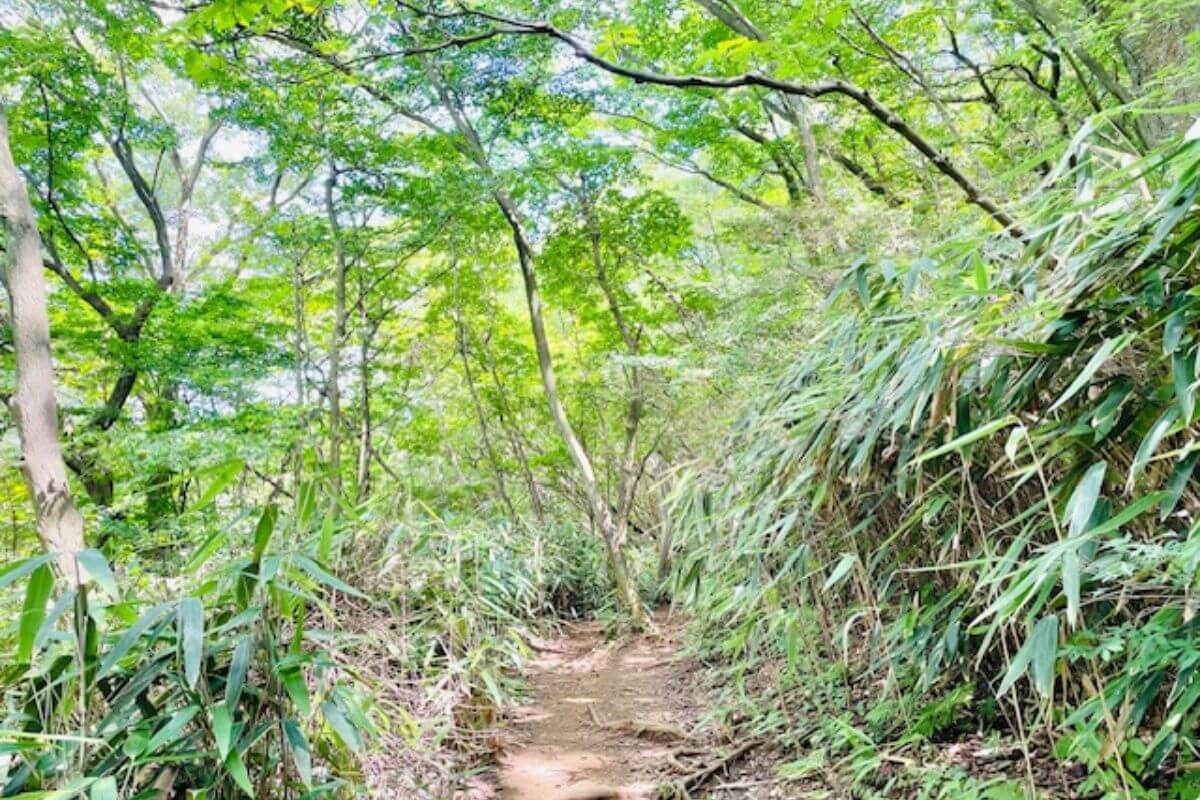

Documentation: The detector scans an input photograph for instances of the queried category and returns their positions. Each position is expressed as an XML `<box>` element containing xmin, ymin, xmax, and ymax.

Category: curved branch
<box><xmin>418</xmin><ymin>6</ymin><xmax>1027</xmax><ymax>239</ymax></box>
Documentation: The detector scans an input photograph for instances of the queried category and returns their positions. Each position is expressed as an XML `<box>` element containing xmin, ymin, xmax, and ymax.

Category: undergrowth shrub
<box><xmin>0</xmin><ymin>489</ymin><xmax>370</xmax><ymax>799</ymax></box>
<box><xmin>670</xmin><ymin>113</ymin><xmax>1200</xmax><ymax>797</ymax></box>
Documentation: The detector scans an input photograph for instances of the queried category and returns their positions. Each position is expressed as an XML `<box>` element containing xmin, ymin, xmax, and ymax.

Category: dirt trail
<box><xmin>497</xmin><ymin>613</ymin><xmax>697</xmax><ymax>799</ymax></box>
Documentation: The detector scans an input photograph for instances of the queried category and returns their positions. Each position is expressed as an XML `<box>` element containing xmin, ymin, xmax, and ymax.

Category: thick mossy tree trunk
<box><xmin>0</xmin><ymin>107</ymin><xmax>86</xmax><ymax>583</ymax></box>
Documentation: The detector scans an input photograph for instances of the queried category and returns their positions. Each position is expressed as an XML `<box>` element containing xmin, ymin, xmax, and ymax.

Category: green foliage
<box><xmin>671</xmin><ymin>117</ymin><xmax>1200</xmax><ymax>789</ymax></box>
<box><xmin>1</xmin><ymin>500</ymin><xmax>371</xmax><ymax>798</ymax></box>
<box><xmin>2</xmin><ymin>0</ymin><xmax>1199</xmax><ymax>794</ymax></box>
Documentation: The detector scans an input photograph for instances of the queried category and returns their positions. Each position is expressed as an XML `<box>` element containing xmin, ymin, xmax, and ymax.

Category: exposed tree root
<box><xmin>659</xmin><ymin>737</ymin><xmax>765</xmax><ymax>798</ymax></box>
<box><xmin>586</xmin><ymin>703</ymin><xmax>691</xmax><ymax>742</ymax></box>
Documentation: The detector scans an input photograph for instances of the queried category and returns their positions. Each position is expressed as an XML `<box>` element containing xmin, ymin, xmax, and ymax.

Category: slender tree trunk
<box><xmin>490</xmin><ymin>189</ymin><xmax>643</xmax><ymax>622</ymax></box>
<box><xmin>291</xmin><ymin>226</ymin><xmax>308</xmax><ymax>495</ymax></box>
<box><xmin>0</xmin><ymin>107</ymin><xmax>85</xmax><ymax>583</ymax></box>
<box><xmin>697</xmin><ymin>0</ymin><xmax>824</xmax><ymax>198</ymax></box>
<box><xmin>355</xmin><ymin>272</ymin><xmax>374</xmax><ymax>502</ymax></box>
<box><xmin>397</xmin><ymin>52</ymin><xmax>646</xmax><ymax>622</ymax></box>
<box><xmin>483</xmin><ymin>333</ymin><xmax>546</xmax><ymax>521</ymax></box>
<box><xmin>579</xmin><ymin>188</ymin><xmax>646</xmax><ymax>554</ymax></box>
<box><xmin>323</xmin><ymin>160</ymin><xmax>347</xmax><ymax>499</ymax></box>
<box><xmin>455</xmin><ymin>309</ymin><xmax>517</xmax><ymax>519</ymax></box>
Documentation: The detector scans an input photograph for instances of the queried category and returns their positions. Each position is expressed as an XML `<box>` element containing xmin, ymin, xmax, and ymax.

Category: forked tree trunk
<box><xmin>0</xmin><ymin>107</ymin><xmax>85</xmax><ymax>583</ymax></box>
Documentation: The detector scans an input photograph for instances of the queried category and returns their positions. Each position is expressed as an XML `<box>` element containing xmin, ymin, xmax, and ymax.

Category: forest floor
<box><xmin>460</xmin><ymin>610</ymin><xmax>791</xmax><ymax>799</ymax></box>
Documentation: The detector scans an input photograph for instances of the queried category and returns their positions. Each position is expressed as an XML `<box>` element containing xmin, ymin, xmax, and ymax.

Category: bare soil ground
<box><xmin>495</xmin><ymin>612</ymin><xmax>698</xmax><ymax>798</ymax></box>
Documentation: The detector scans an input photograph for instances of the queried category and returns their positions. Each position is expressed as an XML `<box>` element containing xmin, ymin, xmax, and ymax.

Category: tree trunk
<box><xmin>291</xmin><ymin>225</ymin><xmax>308</xmax><ymax>495</ymax></box>
<box><xmin>0</xmin><ymin>107</ymin><xmax>86</xmax><ymax>583</ymax></box>
<box><xmin>324</xmin><ymin>160</ymin><xmax>347</xmax><ymax>499</ymax></box>
<box><xmin>456</xmin><ymin>309</ymin><xmax>517</xmax><ymax>519</ymax></box>
<box><xmin>483</xmin><ymin>332</ymin><xmax>546</xmax><ymax>521</ymax></box>
<box><xmin>414</xmin><ymin>54</ymin><xmax>646</xmax><ymax>624</ymax></box>
<box><xmin>496</xmin><ymin>186</ymin><xmax>644</xmax><ymax>623</ymax></box>
<box><xmin>698</xmin><ymin>0</ymin><xmax>824</xmax><ymax>198</ymax></box>
<box><xmin>355</xmin><ymin>274</ymin><xmax>373</xmax><ymax>502</ymax></box>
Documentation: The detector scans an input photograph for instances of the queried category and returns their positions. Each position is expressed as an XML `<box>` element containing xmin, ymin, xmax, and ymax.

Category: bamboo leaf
<box><xmin>280</xmin><ymin>667</ymin><xmax>312</xmax><ymax>717</ymax></box>
<box><xmin>98</xmin><ymin>603</ymin><xmax>171</xmax><ymax>678</ymax></box>
<box><xmin>18</xmin><ymin>564</ymin><xmax>54</xmax><ymax>663</ymax></box>
<box><xmin>145</xmin><ymin>705</ymin><xmax>200</xmax><ymax>755</ymax></box>
<box><xmin>822</xmin><ymin>554</ymin><xmax>857</xmax><ymax>591</ymax></box>
<box><xmin>1065</xmin><ymin>462</ymin><xmax>1106</xmax><ymax>538</ymax></box>
<box><xmin>1062</xmin><ymin>549</ymin><xmax>1080</xmax><ymax>628</ymax></box>
<box><xmin>1130</xmin><ymin>406</ymin><xmax>1180</xmax><ymax>487</ymax></box>
<box><xmin>191</xmin><ymin>458</ymin><xmax>245</xmax><ymax>511</ymax></box>
<box><xmin>1029</xmin><ymin>615</ymin><xmax>1059</xmax><ymax>697</ymax></box>
<box><xmin>74</xmin><ymin>549</ymin><xmax>118</xmax><ymax>599</ymax></box>
<box><xmin>290</xmin><ymin>554</ymin><xmax>366</xmax><ymax>598</ymax></box>
<box><xmin>910</xmin><ymin>415</ymin><xmax>1016</xmax><ymax>466</ymax></box>
<box><xmin>1161</xmin><ymin>452</ymin><xmax>1200</xmax><ymax>520</ymax></box>
<box><xmin>184</xmin><ymin>529</ymin><xmax>228</xmax><ymax>575</ymax></box>
<box><xmin>226</xmin><ymin>637</ymin><xmax>253</xmax><ymax>708</ymax></box>
<box><xmin>178</xmin><ymin>597</ymin><xmax>204</xmax><ymax>688</ymax></box>
<box><xmin>253</xmin><ymin>504</ymin><xmax>278</xmax><ymax>564</ymax></box>
<box><xmin>0</xmin><ymin>555</ymin><xmax>52</xmax><ymax>592</ymax></box>
<box><xmin>1174</xmin><ymin>347</ymin><xmax>1196</xmax><ymax>422</ymax></box>
<box><xmin>225</xmin><ymin>750</ymin><xmax>254</xmax><ymax>797</ymax></box>
<box><xmin>321</xmin><ymin>700</ymin><xmax>362</xmax><ymax>752</ymax></box>
<box><xmin>89</xmin><ymin>778</ymin><xmax>117</xmax><ymax>800</ymax></box>
<box><xmin>1049</xmin><ymin>334</ymin><xmax>1133</xmax><ymax>412</ymax></box>
<box><xmin>284</xmin><ymin>719</ymin><xmax>313</xmax><ymax>787</ymax></box>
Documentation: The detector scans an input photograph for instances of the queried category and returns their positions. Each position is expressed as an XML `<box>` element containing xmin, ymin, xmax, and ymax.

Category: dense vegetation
<box><xmin>0</xmin><ymin>0</ymin><xmax>1198</xmax><ymax>797</ymax></box>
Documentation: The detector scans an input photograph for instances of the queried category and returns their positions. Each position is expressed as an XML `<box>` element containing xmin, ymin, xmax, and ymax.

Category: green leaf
<box><xmin>212</xmin><ymin>704</ymin><xmax>233</xmax><ymax>759</ymax></box>
<box><xmin>178</xmin><ymin>597</ymin><xmax>204</xmax><ymax>688</ymax></box>
<box><xmin>89</xmin><ymin>778</ymin><xmax>117</xmax><ymax>800</ymax></box>
<box><xmin>822</xmin><ymin>554</ymin><xmax>857</xmax><ymax>592</ymax></box>
<box><xmin>1029</xmin><ymin>615</ymin><xmax>1059</xmax><ymax>698</ymax></box>
<box><xmin>1087</xmin><ymin>491</ymin><xmax>1169</xmax><ymax>538</ymax></box>
<box><xmin>318</xmin><ymin>512</ymin><xmax>335</xmax><ymax>564</ymax></box>
<box><xmin>18</xmin><ymin>564</ymin><xmax>54</xmax><ymax>662</ymax></box>
<box><xmin>226</xmin><ymin>637</ymin><xmax>253</xmax><ymax>708</ymax></box>
<box><xmin>280</xmin><ymin>667</ymin><xmax>311</xmax><ymax>717</ymax></box>
<box><xmin>973</xmin><ymin>257</ymin><xmax>989</xmax><ymax>292</ymax></box>
<box><xmin>290</xmin><ymin>554</ymin><xmax>366</xmax><ymax>598</ymax></box>
<box><xmin>7</xmin><ymin>778</ymin><xmax>95</xmax><ymax>799</ymax></box>
<box><xmin>1161</xmin><ymin>452</ymin><xmax>1200</xmax><ymax>520</ymax></box>
<box><xmin>1130</xmin><ymin>406</ymin><xmax>1180</xmax><ymax>487</ymax></box>
<box><xmin>192</xmin><ymin>458</ymin><xmax>245</xmax><ymax>511</ymax></box>
<box><xmin>1062</xmin><ymin>549</ymin><xmax>1080</xmax><ymax>628</ymax></box>
<box><xmin>1165</xmin><ymin>306</ymin><xmax>1188</xmax><ymax>354</ymax></box>
<box><xmin>1065</xmin><ymin>461</ymin><xmax>1106</xmax><ymax>538</ymax></box>
<box><xmin>0</xmin><ymin>555</ymin><xmax>52</xmax><ymax>592</ymax></box>
<box><xmin>998</xmin><ymin>615</ymin><xmax>1058</xmax><ymax>697</ymax></box>
<box><xmin>910</xmin><ymin>416</ymin><xmax>1016</xmax><ymax>466</ymax></box>
<box><xmin>145</xmin><ymin>706</ymin><xmax>200</xmax><ymax>755</ymax></box>
<box><xmin>1174</xmin><ymin>347</ymin><xmax>1196</xmax><ymax>421</ymax></box>
<box><xmin>283</xmin><ymin>719</ymin><xmax>313</xmax><ymax>787</ymax></box>
<box><xmin>225</xmin><ymin>750</ymin><xmax>254</xmax><ymax>797</ymax></box>
<box><xmin>98</xmin><ymin>603</ymin><xmax>171</xmax><ymax>677</ymax></box>
<box><xmin>296</xmin><ymin>482</ymin><xmax>317</xmax><ymax>532</ymax></box>
<box><xmin>253</xmin><ymin>504</ymin><xmax>278</xmax><ymax>564</ymax></box>
<box><xmin>1049</xmin><ymin>334</ymin><xmax>1134</xmax><ymax>412</ymax></box>
<box><xmin>184</xmin><ymin>529</ymin><xmax>229</xmax><ymax>575</ymax></box>
<box><xmin>74</xmin><ymin>550</ymin><xmax>118</xmax><ymax>599</ymax></box>
<box><xmin>321</xmin><ymin>700</ymin><xmax>362</xmax><ymax>752</ymax></box>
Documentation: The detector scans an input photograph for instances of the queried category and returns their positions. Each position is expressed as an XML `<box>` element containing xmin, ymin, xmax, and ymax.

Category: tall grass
<box><xmin>670</xmin><ymin>112</ymin><xmax>1200</xmax><ymax>796</ymax></box>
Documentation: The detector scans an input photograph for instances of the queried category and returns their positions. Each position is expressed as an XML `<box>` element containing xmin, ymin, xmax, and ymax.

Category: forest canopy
<box><xmin>1</xmin><ymin>0</ymin><xmax>1199</xmax><ymax>798</ymax></box>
